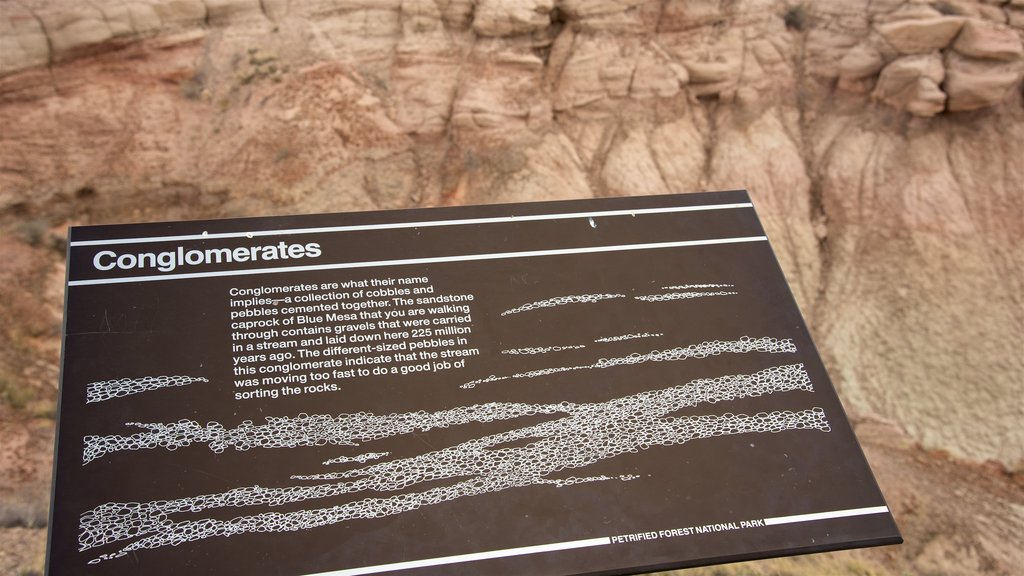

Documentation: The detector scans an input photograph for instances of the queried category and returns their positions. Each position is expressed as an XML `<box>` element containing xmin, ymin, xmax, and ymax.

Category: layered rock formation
<box><xmin>0</xmin><ymin>1</ymin><xmax>1022</xmax><ymax>572</ymax></box>
<box><xmin>4</xmin><ymin>0</ymin><xmax>1021</xmax><ymax>464</ymax></box>
<box><xmin>830</xmin><ymin>3</ymin><xmax>1024</xmax><ymax>114</ymax></box>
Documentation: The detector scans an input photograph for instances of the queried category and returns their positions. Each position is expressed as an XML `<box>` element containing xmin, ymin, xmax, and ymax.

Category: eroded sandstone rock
<box><xmin>0</xmin><ymin>0</ymin><xmax>1021</xmax><ymax>484</ymax></box>
<box><xmin>472</xmin><ymin>0</ymin><xmax>554</xmax><ymax>37</ymax></box>
<box><xmin>818</xmin><ymin>2</ymin><xmax>1024</xmax><ymax>116</ymax></box>
<box><xmin>558</xmin><ymin>0</ymin><xmax>651</xmax><ymax>33</ymax></box>
<box><xmin>0</xmin><ymin>8</ymin><xmax>50</xmax><ymax>76</ymax></box>
<box><xmin>876</xmin><ymin>15</ymin><xmax>965</xmax><ymax>54</ymax></box>
<box><xmin>953</xmin><ymin>19</ymin><xmax>1024</xmax><ymax>61</ymax></box>
<box><xmin>945</xmin><ymin>52</ymin><xmax>1024</xmax><ymax>111</ymax></box>
<box><xmin>838</xmin><ymin>42</ymin><xmax>885</xmax><ymax>92</ymax></box>
<box><xmin>872</xmin><ymin>53</ymin><xmax>947</xmax><ymax>117</ymax></box>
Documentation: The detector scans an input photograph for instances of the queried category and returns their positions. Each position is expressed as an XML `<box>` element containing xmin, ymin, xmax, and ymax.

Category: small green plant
<box><xmin>235</xmin><ymin>48</ymin><xmax>283</xmax><ymax>87</ymax></box>
<box><xmin>30</xmin><ymin>399</ymin><xmax>56</xmax><ymax>419</ymax></box>
<box><xmin>273</xmin><ymin>149</ymin><xmax>292</xmax><ymax>163</ymax></box>
<box><xmin>0</xmin><ymin>376</ymin><xmax>35</xmax><ymax>411</ymax></box>
<box><xmin>13</xmin><ymin>219</ymin><xmax>47</xmax><ymax>247</ymax></box>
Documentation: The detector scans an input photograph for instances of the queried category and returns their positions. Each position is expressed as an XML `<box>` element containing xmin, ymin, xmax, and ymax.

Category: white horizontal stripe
<box><xmin>68</xmin><ymin>236</ymin><xmax>768</xmax><ymax>286</ymax></box>
<box><xmin>763</xmin><ymin>506</ymin><xmax>890</xmax><ymax>526</ymax></box>
<box><xmin>303</xmin><ymin>537</ymin><xmax>611</xmax><ymax>576</ymax></box>
<box><xmin>69</xmin><ymin>203</ymin><xmax>753</xmax><ymax>246</ymax></box>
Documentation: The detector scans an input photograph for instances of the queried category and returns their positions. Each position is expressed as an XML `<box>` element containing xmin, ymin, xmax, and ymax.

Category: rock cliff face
<box><xmin>0</xmin><ymin>2</ymin><xmax>1022</xmax><ymax>572</ymax></box>
<box><xmin>3</xmin><ymin>0</ymin><xmax>1020</xmax><ymax>467</ymax></box>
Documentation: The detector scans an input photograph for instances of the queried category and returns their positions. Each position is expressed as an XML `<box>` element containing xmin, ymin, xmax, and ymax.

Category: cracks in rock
<box><xmin>654</xmin><ymin>0</ymin><xmax>670</xmax><ymax>35</ymax></box>
<box><xmin>543</xmin><ymin>24</ymin><xmax>575</xmax><ymax>94</ymax></box>
<box><xmin>83</xmin><ymin>0</ymin><xmax>115</xmax><ymax>38</ymax></box>
<box><xmin>258</xmin><ymin>0</ymin><xmax>273</xmax><ymax>23</ymax></box>
<box><xmin>123</xmin><ymin>0</ymin><xmax>145</xmax><ymax>37</ymax></box>
<box><xmin>443</xmin><ymin>42</ymin><xmax>473</xmax><ymax>141</ymax></box>
<box><xmin>586</xmin><ymin>121</ymin><xmax>625</xmax><ymax>197</ymax></box>
<box><xmin>646</xmin><ymin>124</ymin><xmax>673</xmax><ymax>193</ymax></box>
<box><xmin>12</xmin><ymin>1</ymin><xmax>52</xmax><ymax>68</ymax></box>
<box><xmin>625</xmin><ymin>54</ymin><xmax>640</xmax><ymax>96</ymax></box>
<box><xmin>811</xmin><ymin>127</ymin><xmax>877</xmax><ymax>345</ymax></box>
<box><xmin>806</xmin><ymin>177</ymin><xmax>830</xmax><ymax>324</ymax></box>
<box><xmin>789</xmin><ymin>14</ymin><xmax>832</xmax><ymax>326</ymax></box>
<box><xmin>699</xmin><ymin>99</ymin><xmax>718</xmax><ymax>188</ymax></box>
<box><xmin>409</xmin><ymin>147</ymin><xmax>426</xmax><ymax>206</ymax></box>
<box><xmin>534</xmin><ymin>6</ymin><xmax>567</xmax><ymax>66</ymax></box>
<box><xmin>943</xmin><ymin>130</ymin><xmax>976</xmax><ymax>231</ymax></box>
<box><xmin>434</xmin><ymin>25</ymin><xmax>477</xmax><ymax>203</ymax></box>
<box><xmin>11</xmin><ymin>0</ymin><xmax>60</xmax><ymax>95</ymax></box>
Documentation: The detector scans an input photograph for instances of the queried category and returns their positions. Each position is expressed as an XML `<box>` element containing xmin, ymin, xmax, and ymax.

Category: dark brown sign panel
<box><xmin>50</xmin><ymin>191</ymin><xmax>900</xmax><ymax>576</ymax></box>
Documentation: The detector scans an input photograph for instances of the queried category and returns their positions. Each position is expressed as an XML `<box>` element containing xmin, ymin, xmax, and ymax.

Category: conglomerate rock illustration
<box><xmin>79</xmin><ymin>362</ymin><xmax>827</xmax><ymax>563</ymax></box>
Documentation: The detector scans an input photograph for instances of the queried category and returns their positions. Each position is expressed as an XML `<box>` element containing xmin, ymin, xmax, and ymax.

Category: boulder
<box><xmin>804</xmin><ymin>28</ymin><xmax>862</xmax><ymax>78</ymax></box>
<box><xmin>683</xmin><ymin>58</ymin><xmax>739</xmax><ymax>84</ymax></box>
<box><xmin>872</xmin><ymin>53</ymin><xmax>946</xmax><ymax>116</ymax></box>
<box><xmin>874</xmin><ymin>4</ymin><xmax>945</xmax><ymax>23</ymax></box>
<box><xmin>953</xmin><ymin>19</ymin><xmax>1024</xmax><ymax>61</ymax></box>
<box><xmin>977</xmin><ymin>5</ymin><xmax>1008</xmax><ymax>24</ymax></box>
<box><xmin>472</xmin><ymin>0</ymin><xmax>554</xmax><ymax>37</ymax></box>
<box><xmin>876</xmin><ymin>16</ymin><xmax>965</xmax><ymax>54</ymax></box>
<box><xmin>675</xmin><ymin>27</ymin><xmax>744</xmax><ymax>88</ymax></box>
<box><xmin>944</xmin><ymin>52</ymin><xmax>1024</xmax><ymax>111</ymax></box>
<box><xmin>839</xmin><ymin>42</ymin><xmax>885</xmax><ymax>80</ymax></box>
<box><xmin>838</xmin><ymin>42</ymin><xmax>886</xmax><ymax>93</ymax></box>
<box><xmin>204</xmin><ymin>0</ymin><xmax>271</xmax><ymax>26</ymax></box>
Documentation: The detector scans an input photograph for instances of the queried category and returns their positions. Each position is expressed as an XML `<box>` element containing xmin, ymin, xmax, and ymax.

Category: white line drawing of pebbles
<box><xmin>86</xmin><ymin>376</ymin><xmax>209</xmax><ymax>403</ymax></box>
<box><xmin>501</xmin><ymin>294</ymin><xmax>625</xmax><ymax>316</ymax></box>
<box><xmin>322</xmin><ymin>452</ymin><xmax>390</xmax><ymax>466</ymax></box>
<box><xmin>594</xmin><ymin>333</ymin><xmax>663</xmax><ymax>343</ymax></box>
<box><xmin>462</xmin><ymin>336</ymin><xmax>795</xmax><ymax>389</ymax></box>
<box><xmin>84</xmin><ymin>359</ymin><xmax>802</xmax><ymax>462</ymax></box>
<box><xmin>79</xmin><ymin>364</ymin><xmax>825</xmax><ymax>563</ymax></box>
<box><xmin>634</xmin><ymin>291</ymin><xmax>737</xmax><ymax>302</ymax></box>
<box><xmin>661</xmin><ymin>284</ymin><xmax>734</xmax><ymax>290</ymax></box>
<box><xmin>501</xmin><ymin>345</ymin><xmax>587</xmax><ymax>355</ymax></box>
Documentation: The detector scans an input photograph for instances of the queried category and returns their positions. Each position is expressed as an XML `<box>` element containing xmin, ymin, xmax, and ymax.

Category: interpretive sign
<box><xmin>50</xmin><ymin>190</ymin><xmax>900</xmax><ymax>575</ymax></box>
